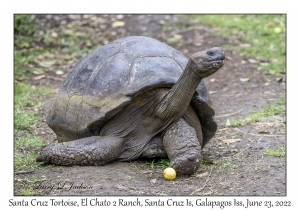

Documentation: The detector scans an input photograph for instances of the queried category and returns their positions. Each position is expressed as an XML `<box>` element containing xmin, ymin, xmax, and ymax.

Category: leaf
<box><xmin>222</xmin><ymin>139</ymin><xmax>241</xmax><ymax>145</ymax></box>
<box><xmin>196</xmin><ymin>172</ymin><xmax>208</xmax><ymax>178</ymax></box>
<box><xmin>33</xmin><ymin>75</ymin><xmax>46</xmax><ymax>80</ymax></box>
<box><xmin>226</xmin><ymin>119</ymin><xmax>231</xmax><ymax>126</ymax></box>
<box><xmin>219</xmin><ymin>127</ymin><xmax>230</xmax><ymax>131</ymax></box>
<box><xmin>159</xmin><ymin>20</ymin><xmax>166</xmax><ymax>25</ymax></box>
<box><xmin>139</xmin><ymin>170</ymin><xmax>152</xmax><ymax>175</ymax></box>
<box><xmin>274</xmin><ymin>27</ymin><xmax>282</xmax><ymax>33</ymax></box>
<box><xmin>167</xmin><ymin>34</ymin><xmax>182</xmax><ymax>45</ymax></box>
<box><xmin>63</xmin><ymin>29</ymin><xmax>76</xmax><ymax>35</ymax></box>
<box><xmin>269</xmin><ymin>69</ymin><xmax>277</xmax><ymax>75</ymax></box>
<box><xmin>258</xmin><ymin>131</ymin><xmax>270</xmax><ymax>134</ymax></box>
<box><xmin>50</xmin><ymin>32</ymin><xmax>58</xmax><ymax>38</ymax></box>
<box><xmin>38</xmin><ymin>60</ymin><xmax>56</xmax><ymax>68</ymax></box>
<box><xmin>112</xmin><ymin>21</ymin><xmax>125</xmax><ymax>28</ymax></box>
<box><xmin>239</xmin><ymin>43</ymin><xmax>251</xmax><ymax>48</ymax></box>
<box><xmin>150</xmin><ymin>179</ymin><xmax>157</xmax><ymax>184</ymax></box>
<box><xmin>248</xmin><ymin>59</ymin><xmax>258</xmax><ymax>63</ymax></box>
<box><xmin>55</xmin><ymin>70</ymin><xmax>64</xmax><ymax>75</ymax></box>
<box><xmin>240</xmin><ymin>78</ymin><xmax>250</xmax><ymax>82</ymax></box>
<box><xmin>42</xmin><ymin>52</ymin><xmax>56</xmax><ymax>59</ymax></box>
<box><xmin>209</xmin><ymin>91</ymin><xmax>217</xmax><ymax>95</ymax></box>
<box><xmin>173</xmin><ymin>34</ymin><xmax>182</xmax><ymax>40</ymax></box>
<box><xmin>32</xmin><ymin>68</ymin><xmax>45</xmax><ymax>74</ymax></box>
<box><xmin>260</xmin><ymin>62</ymin><xmax>270</xmax><ymax>66</ymax></box>
<box><xmin>19</xmin><ymin>41</ymin><xmax>30</xmax><ymax>48</ymax></box>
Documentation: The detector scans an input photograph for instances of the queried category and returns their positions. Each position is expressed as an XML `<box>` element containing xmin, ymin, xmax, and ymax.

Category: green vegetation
<box><xmin>266</xmin><ymin>146</ymin><xmax>286</xmax><ymax>157</ymax></box>
<box><xmin>215</xmin><ymin>156</ymin><xmax>239</xmax><ymax>173</ymax></box>
<box><xmin>14</xmin><ymin>83</ymin><xmax>52</xmax><ymax>134</ymax></box>
<box><xmin>14</xmin><ymin>15</ymin><xmax>39</xmax><ymax>48</ymax></box>
<box><xmin>219</xmin><ymin>161</ymin><xmax>238</xmax><ymax>170</ymax></box>
<box><xmin>138</xmin><ymin>158</ymin><xmax>170</xmax><ymax>169</ymax></box>
<box><xmin>197</xmin><ymin>154</ymin><xmax>242</xmax><ymax>175</ymax></box>
<box><xmin>14</xmin><ymin>15</ymin><xmax>54</xmax><ymax>194</ymax></box>
<box><xmin>14</xmin><ymin>15</ymin><xmax>286</xmax><ymax>196</ymax></box>
<box><xmin>20</xmin><ymin>188</ymin><xmax>39</xmax><ymax>196</ymax></box>
<box><xmin>226</xmin><ymin>98</ymin><xmax>285</xmax><ymax>127</ymax></box>
<box><xmin>157</xmin><ymin>191</ymin><xmax>168</xmax><ymax>196</ymax></box>
<box><xmin>15</xmin><ymin>136</ymin><xmax>45</xmax><ymax>148</ymax></box>
<box><xmin>186</xmin><ymin>15</ymin><xmax>286</xmax><ymax>76</ymax></box>
<box><xmin>14</xmin><ymin>12</ymin><xmax>54</xmax><ymax>169</ymax></box>
<box><xmin>14</xmin><ymin>15</ymin><xmax>42</xmax><ymax>80</ymax></box>
<box><xmin>14</xmin><ymin>14</ymin><xmax>93</xmax><ymax>81</ymax></box>
<box><xmin>14</xmin><ymin>83</ymin><xmax>52</xmax><ymax>171</ymax></box>
<box><xmin>14</xmin><ymin>152</ymin><xmax>42</xmax><ymax>170</ymax></box>
<box><xmin>15</xmin><ymin>175</ymin><xmax>47</xmax><ymax>196</ymax></box>
<box><xmin>155</xmin><ymin>159</ymin><xmax>170</xmax><ymax>169</ymax></box>
<box><xmin>170</xmin><ymin>180</ymin><xmax>178</xmax><ymax>184</ymax></box>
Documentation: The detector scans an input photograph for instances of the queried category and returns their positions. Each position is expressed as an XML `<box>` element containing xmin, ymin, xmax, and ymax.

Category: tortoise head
<box><xmin>188</xmin><ymin>47</ymin><xmax>225</xmax><ymax>78</ymax></box>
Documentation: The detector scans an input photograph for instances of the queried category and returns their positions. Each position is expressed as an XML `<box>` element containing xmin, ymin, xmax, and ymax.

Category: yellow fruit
<box><xmin>163</xmin><ymin>167</ymin><xmax>176</xmax><ymax>180</ymax></box>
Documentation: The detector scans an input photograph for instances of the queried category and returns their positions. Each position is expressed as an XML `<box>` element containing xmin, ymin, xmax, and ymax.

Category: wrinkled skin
<box><xmin>164</xmin><ymin>118</ymin><xmax>201</xmax><ymax>175</ymax></box>
<box><xmin>37</xmin><ymin>42</ymin><xmax>225</xmax><ymax>175</ymax></box>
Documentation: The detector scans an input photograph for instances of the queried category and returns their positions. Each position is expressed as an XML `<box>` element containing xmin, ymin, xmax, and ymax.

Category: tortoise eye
<box><xmin>207</xmin><ymin>51</ymin><xmax>215</xmax><ymax>56</ymax></box>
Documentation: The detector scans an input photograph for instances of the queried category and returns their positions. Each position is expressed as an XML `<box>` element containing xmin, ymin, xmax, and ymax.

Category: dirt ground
<box><xmin>14</xmin><ymin>14</ymin><xmax>286</xmax><ymax>196</ymax></box>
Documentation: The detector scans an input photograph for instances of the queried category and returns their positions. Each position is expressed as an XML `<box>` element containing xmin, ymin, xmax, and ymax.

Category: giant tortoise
<box><xmin>36</xmin><ymin>36</ymin><xmax>225</xmax><ymax>175</ymax></box>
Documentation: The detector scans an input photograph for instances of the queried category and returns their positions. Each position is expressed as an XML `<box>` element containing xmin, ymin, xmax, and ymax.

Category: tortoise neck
<box><xmin>154</xmin><ymin>61</ymin><xmax>203</xmax><ymax>123</ymax></box>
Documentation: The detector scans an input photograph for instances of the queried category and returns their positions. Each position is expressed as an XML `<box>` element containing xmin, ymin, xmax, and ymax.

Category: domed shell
<box><xmin>46</xmin><ymin>36</ymin><xmax>217</xmax><ymax>146</ymax></box>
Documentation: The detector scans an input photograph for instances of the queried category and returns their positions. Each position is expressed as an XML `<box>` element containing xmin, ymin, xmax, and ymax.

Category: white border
<box><xmin>2</xmin><ymin>0</ymin><xmax>298</xmax><ymax>209</ymax></box>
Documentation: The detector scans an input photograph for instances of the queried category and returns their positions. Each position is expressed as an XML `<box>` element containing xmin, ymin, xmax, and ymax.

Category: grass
<box><xmin>20</xmin><ymin>188</ymin><xmax>39</xmax><ymax>196</ymax></box>
<box><xmin>14</xmin><ymin>15</ymin><xmax>56</xmax><ymax>195</ymax></box>
<box><xmin>157</xmin><ymin>191</ymin><xmax>168</xmax><ymax>196</ymax></box>
<box><xmin>14</xmin><ymin>83</ymin><xmax>52</xmax><ymax>134</ymax></box>
<box><xmin>14</xmin><ymin>15</ymin><xmax>38</xmax><ymax>44</ymax></box>
<box><xmin>170</xmin><ymin>180</ymin><xmax>178</xmax><ymax>184</ymax></box>
<box><xmin>198</xmin><ymin>154</ymin><xmax>242</xmax><ymax>175</ymax></box>
<box><xmin>138</xmin><ymin>158</ymin><xmax>170</xmax><ymax>169</ymax></box>
<box><xmin>141</xmin><ymin>156</ymin><xmax>239</xmax><ymax>176</ymax></box>
<box><xmin>14</xmin><ymin>83</ymin><xmax>52</xmax><ymax>171</ymax></box>
<box><xmin>226</xmin><ymin>98</ymin><xmax>286</xmax><ymax>127</ymax></box>
<box><xmin>216</xmin><ymin>156</ymin><xmax>239</xmax><ymax>173</ymax></box>
<box><xmin>266</xmin><ymin>146</ymin><xmax>286</xmax><ymax>157</ymax></box>
<box><xmin>14</xmin><ymin>15</ymin><xmax>99</xmax><ymax>81</ymax></box>
<box><xmin>186</xmin><ymin>15</ymin><xmax>286</xmax><ymax>76</ymax></box>
<box><xmin>155</xmin><ymin>159</ymin><xmax>170</xmax><ymax>169</ymax></box>
<box><xmin>14</xmin><ymin>152</ymin><xmax>42</xmax><ymax>171</ymax></box>
<box><xmin>15</xmin><ymin>136</ymin><xmax>45</xmax><ymax>148</ymax></box>
<box><xmin>14</xmin><ymin>15</ymin><xmax>43</xmax><ymax>80</ymax></box>
<box><xmin>16</xmin><ymin>176</ymin><xmax>47</xmax><ymax>196</ymax></box>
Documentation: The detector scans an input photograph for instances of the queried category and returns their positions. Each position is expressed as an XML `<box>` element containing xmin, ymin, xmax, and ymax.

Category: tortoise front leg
<box><xmin>36</xmin><ymin>136</ymin><xmax>123</xmax><ymax>166</ymax></box>
<box><xmin>139</xmin><ymin>136</ymin><xmax>167</xmax><ymax>159</ymax></box>
<box><xmin>163</xmin><ymin>118</ymin><xmax>201</xmax><ymax>175</ymax></box>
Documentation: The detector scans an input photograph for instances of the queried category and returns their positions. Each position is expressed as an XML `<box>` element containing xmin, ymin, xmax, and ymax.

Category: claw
<box><xmin>36</xmin><ymin>143</ymin><xmax>55</xmax><ymax>163</ymax></box>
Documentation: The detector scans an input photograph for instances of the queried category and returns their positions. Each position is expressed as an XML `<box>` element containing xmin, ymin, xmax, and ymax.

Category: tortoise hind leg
<box><xmin>163</xmin><ymin>118</ymin><xmax>201</xmax><ymax>175</ymax></box>
<box><xmin>36</xmin><ymin>136</ymin><xmax>124</xmax><ymax>166</ymax></box>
